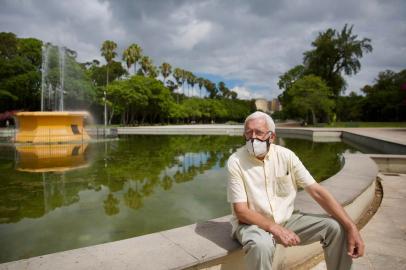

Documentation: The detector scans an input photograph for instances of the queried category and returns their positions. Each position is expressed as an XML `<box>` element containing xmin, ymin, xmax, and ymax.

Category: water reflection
<box><xmin>0</xmin><ymin>135</ymin><xmax>358</xmax><ymax>263</ymax></box>
<box><xmin>16</xmin><ymin>144</ymin><xmax>89</xmax><ymax>172</ymax></box>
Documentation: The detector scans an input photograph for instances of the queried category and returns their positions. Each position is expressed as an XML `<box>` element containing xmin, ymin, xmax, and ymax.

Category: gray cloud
<box><xmin>1</xmin><ymin>0</ymin><xmax>405</xmax><ymax>99</ymax></box>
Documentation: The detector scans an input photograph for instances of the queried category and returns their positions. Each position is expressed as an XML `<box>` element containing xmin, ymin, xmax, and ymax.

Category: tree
<box><xmin>100</xmin><ymin>40</ymin><xmax>118</xmax><ymax>86</ymax></box>
<box><xmin>197</xmin><ymin>77</ymin><xmax>204</xmax><ymax>98</ymax></box>
<box><xmin>204</xmin><ymin>79</ymin><xmax>218</xmax><ymax>98</ymax></box>
<box><xmin>88</xmin><ymin>61</ymin><xmax>127</xmax><ymax>87</ymax></box>
<box><xmin>173</xmin><ymin>68</ymin><xmax>184</xmax><ymax>103</ymax></box>
<box><xmin>122</xmin><ymin>43</ymin><xmax>142</xmax><ymax>75</ymax></box>
<box><xmin>187</xmin><ymin>72</ymin><xmax>196</xmax><ymax>97</ymax></box>
<box><xmin>303</xmin><ymin>24</ymin><xmax>372</xmax><ymax>98</ymax></box>
<box><xmin>278</xmin><ymin>65</ymin><xmax>306</xmax><ymax>92</ymax></box>
<box><xmin>180</xmin><ymin>69</ymin><xmax>188</xmax><ymax>97</ymax></box>
<box><xmin>0</xmin><ymin>32</ymin><xmax>42</xmax><ymax>112</ymax></box>
<box><xmin>361</xmin><ymin>69</ymin><xmax>406</xmax><ymax>121</ymax></box>
<box><xmin>148</xmin><ymin>64</ymin><xmax>158</xmax><ymax>79</ymax></box>
<box><xmin>140</xmin><ymin>55</ymin><xmax>152</xmax><ymax>76</ymax></box>
<box><xmin>336</xmin><ymin>92</ymin><xmax>365</xmax><ymax>121</ymax></box>
<box><xmin>288</xmin><ymin>75</ymin><xmax>334</xmax><ymax>124</ymax></box>
<box><xmin>218</xmin><ymin>81</ymin><xmax>230</xmax><ymax>98</ymax></box>
<box><xmin>159</xmin><ymin>62</ymin><xmax>172</xmax><ymax>84</ymax></box>
<box><xmin>100</xmin><ymin>40</ymin><xmax>118</xmax><ymax>126</ymax></box>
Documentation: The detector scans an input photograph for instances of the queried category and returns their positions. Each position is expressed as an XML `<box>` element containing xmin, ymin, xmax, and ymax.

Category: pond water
<box><xmin>0</xmin><ymin>135</ymin><xmax>359</xmax><ymax>263</ymax></box>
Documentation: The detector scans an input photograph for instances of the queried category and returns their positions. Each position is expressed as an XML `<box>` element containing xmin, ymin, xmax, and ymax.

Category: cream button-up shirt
<box><xmin>227</xmin><ymin>143</ymin><xmax>316</xmax><ymax>234</ymax></box>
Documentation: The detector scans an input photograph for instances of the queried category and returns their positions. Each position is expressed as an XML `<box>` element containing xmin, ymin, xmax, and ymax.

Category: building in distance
<box><xmin>255</xmin><ymin>98</ymin><xmax>282</xmax><ymax>114</ymax></box>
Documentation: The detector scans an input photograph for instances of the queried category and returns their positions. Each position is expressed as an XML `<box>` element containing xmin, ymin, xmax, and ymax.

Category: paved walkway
<box><xmin>311</xmin><ymin>173</ymin><xmax>406</xmax><ymax>270</ymax></box>
<box><xmin>343</xmin><ymin>128</ymin><xmax>406</xmax><ymax>147</ymax></box>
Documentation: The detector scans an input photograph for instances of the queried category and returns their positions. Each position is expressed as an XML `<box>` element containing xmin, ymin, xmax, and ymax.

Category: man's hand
<box><xmin>233</xmin><ymin>202</ymin><xmax>300</xmax><ymax>247</ymax></box>
<box><xmin>268</xmin><ymin>223</ymin><xmax>300</xmax><ymax>247</ymax></box>
<box><xmin>306</xmin><ymin>183</ymin><xmax>366</xmax><ymax>258</ymax></box>
<box><xmin>347</xmin><ymin>226</ymin><xmax>365</xmax><ymax>258</ymax></box>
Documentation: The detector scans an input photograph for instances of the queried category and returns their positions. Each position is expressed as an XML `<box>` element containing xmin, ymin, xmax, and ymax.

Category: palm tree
<box><xmin>190</xmin><ymin>73</ymin><xmax>197</xmax><ymax>97</ymax></box>
<box><xmin>204</xmin><ymin>79</ymin><xmax>217</xmax><ymax>98</ymax></box>
<box><xmin>303</xmin><ymin>24</ymin><xmax>372</xmax><ymax>98</ymax></box>
<box><xmin>122</xmin><ymin>44</ymin><xmax>142</xmax><ymax>75</ymax></box>
<box><xmin>197</xmin><ymin>77</ymin><xmax>204</xmax><ymax>98</ymax></box>
<box><xmin>159</xmin><ymin>62</ymin><xmax>172</xmax><ymax>85</ymax></box>
<box><xmin>186</xmin><ymin>72</ymin><xmax>196</xmax><ymax>97</ymax></box>
<box><xmin>218</xmin><ymin>81</ymin><xmax>230</xmax><ymax>98</ymax></box>
<box><xmin>122</xmin><ymin>48</ymin><xmax>133</xmax><ymax>74</ymax></box>
<box><xmin>148</xmin><ymin>64</ymin><xmax>158</xmax><ymax>78</ymax></box>
<box><xmin>173</xmin><ymin>68</ymin><xmax>183</xmax><ymax>103</ymax></box>
<box><xmin>100</xmin><ymin>40</ymin><xmax>117</xmax><ymax>127</ymax></box>
<box><xmin>181</xmin><ymin>69</ymin><xmax>188</xmax><ymax>97</ymax></box>
<box><xmin>140</xmin><ymin>56</ymin><xmax>153</xmax><ymax>76</ymax></box>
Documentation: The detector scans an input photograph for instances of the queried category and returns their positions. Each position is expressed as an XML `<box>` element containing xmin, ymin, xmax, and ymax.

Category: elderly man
<box><xmin>227</xmin><ymin>111</ymin><xmax>364</xmax><ymax>270</ymax></box>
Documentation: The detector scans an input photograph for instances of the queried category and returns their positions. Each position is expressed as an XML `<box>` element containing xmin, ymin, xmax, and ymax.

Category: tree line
<box><xmin>0</xmin><ymin>32</ymin><xmax>252</xmax><ymax>126</ymax></box>
<box><xmin>276</xmin><ymin>24</ymin><xmax>406</xmax><ymax>123</ymax></box>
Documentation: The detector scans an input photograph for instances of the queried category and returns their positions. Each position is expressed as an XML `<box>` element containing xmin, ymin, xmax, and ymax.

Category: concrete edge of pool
<box><xmin>1</xmin><ymin>127</ymin><xmax>405</xmax><ymax>270</ymax></box>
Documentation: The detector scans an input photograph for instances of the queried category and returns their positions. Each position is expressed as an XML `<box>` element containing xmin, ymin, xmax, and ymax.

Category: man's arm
<box><xmin>305</xmin><ymin>183</ymin><xmax>365</xmax><ymax>258</ymax></box>
<box><xmin>233</xmin><ymin>202</ymin><xmax>300</xmax><ymax>247</ymax></box>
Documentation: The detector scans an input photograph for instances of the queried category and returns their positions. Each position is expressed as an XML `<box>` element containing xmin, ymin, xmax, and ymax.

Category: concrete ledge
<box><xmin>368</xmin><ymin>154</ymin><xmax>406</xmax><ymax>173</ymax></box>
<box><xmin>117</xmin><ymin>125</ymin><xmax>244</xmax><ymax>136</ymax></box>
<box><xmin>276</xmin><ymin>128</ymin><xmax>342</xmax><ymax>142</ymax></box>
<box><xmin>342</xmin><ymin>131</ymin><xmax>406</xmax><ymax>154</ymax></box>
<box><xmin>0</xmin><ymin>154</ymin><xmax>379</xmax><ymax>270</ymax></box>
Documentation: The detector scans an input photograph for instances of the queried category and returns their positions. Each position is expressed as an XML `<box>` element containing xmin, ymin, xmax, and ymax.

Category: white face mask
<box><xmin>246</xmin><ymin>138</ymin><xmax>270</xmax><ymax>158</ymax></box>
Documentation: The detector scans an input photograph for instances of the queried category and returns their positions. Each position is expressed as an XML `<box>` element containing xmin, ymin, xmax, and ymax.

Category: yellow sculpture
<box><xmin>15</xmin><ymin>111</ymin><xmax>90</xmax><ymax>143</ymax></box>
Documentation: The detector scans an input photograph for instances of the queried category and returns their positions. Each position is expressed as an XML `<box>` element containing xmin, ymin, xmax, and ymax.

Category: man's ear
<box><xmin>269</xmin><ymin>132</ymin><xmax>276</xmax><ymax>143</ymax></box>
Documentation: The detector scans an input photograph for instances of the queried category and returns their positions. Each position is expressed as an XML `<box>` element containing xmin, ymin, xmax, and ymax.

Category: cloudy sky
<box><xmin>1</xmin><ymin>0</ymin><xmax>405</xmax><ymax>99</ymax></box>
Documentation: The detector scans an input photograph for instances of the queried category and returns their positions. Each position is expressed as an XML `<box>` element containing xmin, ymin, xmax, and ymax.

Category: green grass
<box><xmin>313</xmin><ymin>122</ymin><xmax>406</xmax><ymax>128</ymax></box>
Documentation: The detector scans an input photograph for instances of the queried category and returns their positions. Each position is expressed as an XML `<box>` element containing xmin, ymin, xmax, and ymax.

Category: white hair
<box><xmin>244</xmin><ymin>111</ymin><xmax>276</xmax><ymax>133</ymax></box>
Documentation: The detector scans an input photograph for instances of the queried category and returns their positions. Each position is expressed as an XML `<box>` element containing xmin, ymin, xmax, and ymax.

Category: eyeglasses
<box><xmin>244</xmin><ymin>129</ymin><xmax>272</xmax><ymax>139</ymax></box>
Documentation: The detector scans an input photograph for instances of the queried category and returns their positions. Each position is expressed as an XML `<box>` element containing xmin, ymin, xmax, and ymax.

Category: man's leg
<box><xmin>285</xmin><ymin>212</ymin><xmax>352</xmax><ymax>270</ymax></box>
<box><xmin>235</xmin><ymin>224</ymin><xmax>276</xmax><ymax>270</ymax></box>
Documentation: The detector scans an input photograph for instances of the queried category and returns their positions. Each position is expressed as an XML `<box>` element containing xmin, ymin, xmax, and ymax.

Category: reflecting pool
<box><xmin>0</xmin><ymin>135</ymin><xmax>359</xmax><ymax>263</ymax></box>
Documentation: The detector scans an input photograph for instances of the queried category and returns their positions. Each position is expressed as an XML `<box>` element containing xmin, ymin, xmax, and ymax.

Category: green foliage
<box><xmin>0</xmin><ymin>32</ymin><xmax>42</xmax><ymax>111</ymax></box>
<box><xmin>361</xmin><ymin>69</ymin><xmax>406</xmax><ymax>121</ymax></box>
<box><xmin>287</xmin><ymin>75</ymin><xmax>334</xmax><ymax>124</ymax></box>
<box><xmin>122</xmin><ymin>43</ymin><xmax>142</xmax><ymax>74</ymax></box>
<box><xmin>106</xmin><ymin>75</ymin><xmax>173</xmax><ymax>124</ymax></box>
<box><xmin>278</xmin><ymin>65</ymin><xmax>305</xmax><ymax>92</ymax></box>
<box><xmin>100</xmin><ymin>40</ymin><xmax>118</xmax><ymax>86</ymax></box>
<box><xmin>303</xmin><ymin>24</ymin><xmax>372</xmax><ymax>97</ymax></box>
<box><xmin>100</xmin><ymin>40</ymin><xmax>117</xmax><ymax>65</ymax></box>
<box><xmin>105</xmin><ymin>75</ymin><xmax>253</xmax><ymax>125</ymax></box>
<box><xmin>278</xmin><ymin>24</ymin><xmax>375</xmax><ymax>122</ymax></box>
<box><xmin>336</xmin><ymin>92</ymin><xmax>365</xmax><ymax>121</ymax></box>
<box><xmin>159</xmin><ymin>62</ymin><xmax>172</xmax><ymax>83</ymax></box>
<box><xmin>88</xmin><ymin>60</ymin><xmax>127</xmax><ymax>86</ymax></box>
<box><xmin>1</xmin><ymin>32</ymin><xmax>250</xmax><ymax>124</ymax></box>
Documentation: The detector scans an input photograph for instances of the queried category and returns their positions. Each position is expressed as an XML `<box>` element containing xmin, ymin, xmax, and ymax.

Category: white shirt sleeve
<box><xmin>227</xmin><ymin>156</ymin><xmax>248</xmax><ymax>203</ymax></box>
<box><xmin>290</xmin><ymin>152</ymin><xmax>316</xmax><ymax>188</ymax></box>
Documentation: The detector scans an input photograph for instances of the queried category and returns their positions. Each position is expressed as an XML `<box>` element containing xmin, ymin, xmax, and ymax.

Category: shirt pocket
<box><xmin>275</xmin><ymin>174</ymin><xmax>293</xmax><ymax>197</ymax></box>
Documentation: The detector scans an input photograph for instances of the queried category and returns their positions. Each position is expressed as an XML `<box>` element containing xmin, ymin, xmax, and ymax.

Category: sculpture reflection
<box><xmin>14</xmin><ymin>144</ymin><xmax>90</xmax><ymax>217</ymax></box>
<box><xmin>16</xmin><ymin>143</ymin><xmax>89</xmax><ymax>172</ymax></box>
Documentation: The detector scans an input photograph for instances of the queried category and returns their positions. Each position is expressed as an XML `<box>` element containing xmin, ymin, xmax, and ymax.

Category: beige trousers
<box><xmin>235</xmin><ymin>212</ymin><xmax>353</xmax><ymax>270</ymax></box>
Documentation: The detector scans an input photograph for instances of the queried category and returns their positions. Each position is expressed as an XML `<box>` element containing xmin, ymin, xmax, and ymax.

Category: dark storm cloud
<box><xmin>1</xmin><ymin>0</ymin><xmax>405</xmax><ymax>99</ymax></box>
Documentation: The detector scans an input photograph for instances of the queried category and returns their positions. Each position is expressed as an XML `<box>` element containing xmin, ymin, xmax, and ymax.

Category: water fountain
<box><xmin>15</xmin><ymin>43</ymin><xmax>90</xmax><ymax>143</ymax></box>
